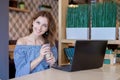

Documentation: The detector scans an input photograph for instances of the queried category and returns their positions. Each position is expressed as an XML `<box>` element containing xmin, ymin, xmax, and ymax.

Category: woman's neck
<box><xmin>28</xmin><ymin>33</ymin><xmax>44</xmax><ymax>45</ymax></box>
<box><xmin>30</xmin><ymin>33</ymin><xmax>42</xmax><ymax>39</ymax></box>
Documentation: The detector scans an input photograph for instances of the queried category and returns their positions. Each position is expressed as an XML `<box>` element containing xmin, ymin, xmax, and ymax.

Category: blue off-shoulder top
<box><xmin>14</xmin><ymin>45</ymin><xmax>57</xmax><ymax>77</ymax></box>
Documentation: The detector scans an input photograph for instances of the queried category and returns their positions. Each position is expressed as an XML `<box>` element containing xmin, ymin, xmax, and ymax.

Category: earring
<box><xmin>45</xmin><ymin>32</ymin><xmax>48</xmax><ymax>36</ymax></box>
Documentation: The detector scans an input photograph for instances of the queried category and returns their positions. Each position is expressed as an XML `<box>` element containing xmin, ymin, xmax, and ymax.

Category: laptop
<box><xmin>52</xmin><ymin>40</ymin><xmax>108</xmax><ymax>72</ymax></box>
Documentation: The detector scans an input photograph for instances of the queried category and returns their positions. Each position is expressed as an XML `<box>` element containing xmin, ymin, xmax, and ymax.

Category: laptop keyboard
<box><xmin>52</xmin><ymin>64</ymin><xmax>71</xmax><ymax>71</ymax></box>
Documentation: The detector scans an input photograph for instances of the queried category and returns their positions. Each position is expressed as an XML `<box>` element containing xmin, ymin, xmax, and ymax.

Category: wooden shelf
<box><xmin>9</xmin><ymin>7</ymin><xmax>29</xmax><ymax>12</ymax></box>
<box><xmin>108</xmin><ymin>40</ymin><xmax>120</xmax><ymax>45</ymax></box>
<box><xmin>61</xmin><ymin>39</ymin><xmax>120</xmax><ymax>45</ymax></box>
<box><xmin>61</xmin><ymin>39</ymin><xmax>75</xmax><ymax>44</ymax></box>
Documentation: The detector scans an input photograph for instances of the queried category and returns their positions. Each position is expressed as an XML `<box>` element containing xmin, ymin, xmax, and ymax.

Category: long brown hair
<box><xmin>29</xmin><ymin>11</ymin><xmax>57</xmax><ymax>46</ymax></box>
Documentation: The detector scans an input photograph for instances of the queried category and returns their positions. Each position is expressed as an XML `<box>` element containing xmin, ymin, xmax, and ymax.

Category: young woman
<box><xmin>14</xmin><ymin>11</ymin><xmax>57</xmax><ymax>77</ymax></box>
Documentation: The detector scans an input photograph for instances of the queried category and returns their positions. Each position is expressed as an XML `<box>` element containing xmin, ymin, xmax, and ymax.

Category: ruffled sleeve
<box><xmin>14</xmin><ymin>45</ymin><xmax>30</xmax><ymax>77</ymax></box>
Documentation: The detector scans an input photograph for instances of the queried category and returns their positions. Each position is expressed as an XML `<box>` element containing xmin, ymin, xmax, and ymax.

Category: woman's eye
<box><xmin>36</xmin><ymin>21</ymin><xmax>40</xmax><ymax>24</ymax></box>
<box><xmin>43</xmin><ymin>24</ymin><xmax>48</xmax><ymax>28</ymax></box>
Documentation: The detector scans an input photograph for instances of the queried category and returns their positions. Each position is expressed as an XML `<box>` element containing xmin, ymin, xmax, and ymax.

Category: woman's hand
<box><xmin>39</xmin><ymin>44</ymin><xmax>51</xmax><ymax>60</ymax></box>
<box><xmin>46</xmin><ymin>52</ymin><xmax>56</xmax><ymax>66</ymax></box>
<box><xmin>39</xmin><ymin>44</ymin><xmax>56</xmax><ymax>66</ymax></box>
<box><xmin>30</xmin><ymin>44</ymin><xmax>51</xmax><ymax>71</ymax></box>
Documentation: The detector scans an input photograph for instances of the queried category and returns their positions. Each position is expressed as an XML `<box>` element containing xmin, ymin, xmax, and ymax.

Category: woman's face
<box><xmin>32</xmin><ymin>16</ymin><xmax>48</xmax><ymax>36</ymax></box>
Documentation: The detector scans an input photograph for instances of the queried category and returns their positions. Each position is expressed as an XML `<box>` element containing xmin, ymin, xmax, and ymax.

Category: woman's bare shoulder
<box><xmin>16</xmin><ymin>36</ymin><xmax>28</xmax><ymax>45</ymax></box>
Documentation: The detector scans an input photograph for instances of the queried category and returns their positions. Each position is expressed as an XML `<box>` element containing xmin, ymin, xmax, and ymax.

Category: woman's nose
<box><xmin>38</xmin><ymin>26</ymin><xmax>42</xmax><ymax>30</ymax></box>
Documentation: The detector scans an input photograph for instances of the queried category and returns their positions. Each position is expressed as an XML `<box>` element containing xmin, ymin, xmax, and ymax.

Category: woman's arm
<box><xmin>30</xmin><ymin>54</ymin><xmax>44</xmax><ymax>71</ymax></box>
<box><xmin>14</xmin><ymin>46</ymin><xmax>30</xmax><ymax>77</ymax></box>
<box><xmin>14</xmin><ymin>38</ymin><xmax>31</xmax><ymax>77</ymax></box>
<box><xmin>30</xmin><ymin>44</ymin><xmax>51</xmax><ymax>71</ymax></box>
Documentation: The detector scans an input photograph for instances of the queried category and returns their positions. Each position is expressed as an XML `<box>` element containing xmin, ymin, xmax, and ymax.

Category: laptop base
<box><xmin>52</xmin><ymin>64</ymin><xmax>72</xmax><ymax>72</ymax></box>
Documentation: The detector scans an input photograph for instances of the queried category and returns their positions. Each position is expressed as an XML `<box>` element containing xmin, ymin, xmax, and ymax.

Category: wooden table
<box><xmin>10</xmin><ymin>64</ymin><xmax>120</xmax><ymax>80</ymax></box>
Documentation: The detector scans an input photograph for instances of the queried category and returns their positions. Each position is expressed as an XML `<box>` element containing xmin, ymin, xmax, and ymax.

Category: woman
<box><xmin>14</xmin><ymin>11</ymin><xmax>57</xmax><ymax>77</ymax></box>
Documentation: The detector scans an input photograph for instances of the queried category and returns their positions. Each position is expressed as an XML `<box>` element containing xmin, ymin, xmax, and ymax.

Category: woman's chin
<box><xmin>34</xmin><ymin>33</ymin><xmax>42</xmax><ymax>36</ymax></box>
<box><xmin>36</xmin><ymin>34</ymin><xmax>41</xmax><ymax>36</ymax></box>
<box><xmin>32</xmin><ymin>31</ymin><xmax>43</xmax><ymax>36</ymax></box>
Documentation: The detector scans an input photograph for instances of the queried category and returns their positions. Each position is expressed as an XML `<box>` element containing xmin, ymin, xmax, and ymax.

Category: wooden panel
<box><xmin>9</xmin><ymin>7</ymin><xmax>29</xmax><ymax>12</ymax></box>
<box><xmin>9</xmin><ymin>45</ymin><xmax>15</xmax><ymax>59</ymax></box>
<box><xmin>58</xmin><ymin>0</ymin><xmax>69</xmax><ymax>65</ymax></box>
<box><xmin>9</xmin><ymin>45</ymin><xmax>15</xmax><ymax>52</ymax></box>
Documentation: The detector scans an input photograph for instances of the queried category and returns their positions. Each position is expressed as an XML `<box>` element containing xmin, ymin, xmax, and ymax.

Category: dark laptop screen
<box><xmin>53</xmin><ymin>40</ymin><xmax>107</xmax><ymax>72</ymax></box>
<box><xmin>71</xmin><ymin>40</ymin><xmax>108</xmax><ymax>71</ymax></box>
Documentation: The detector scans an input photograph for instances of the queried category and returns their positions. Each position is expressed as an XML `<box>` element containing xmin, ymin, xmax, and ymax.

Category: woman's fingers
<box><xmin>47</xmin><ymin>57</ymin><xmax>55</xmax><ymax>65</ymax></box>
<box><xmin>40</xmin><ymin>45</ymin><xmax>50</xmax><ymax>54</ymax></box>
<box><xmin>42</xmin><ymin>44</ymin><xmax>50</xmax><ymax>49</ymax></box>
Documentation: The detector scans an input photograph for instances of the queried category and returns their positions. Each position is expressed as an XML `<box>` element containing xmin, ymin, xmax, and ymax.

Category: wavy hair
<box><xmin>29</xmin><ymin>11</ymin><xmax>57</xmax><ymax>46</ymax></box>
